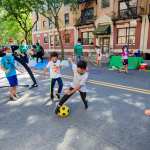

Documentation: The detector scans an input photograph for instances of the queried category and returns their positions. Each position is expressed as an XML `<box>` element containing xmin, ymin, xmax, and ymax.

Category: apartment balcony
<box><xmin>75</xmin><ymin>15</ymin><xmax>96</xmax><ymax>26</ymax></box>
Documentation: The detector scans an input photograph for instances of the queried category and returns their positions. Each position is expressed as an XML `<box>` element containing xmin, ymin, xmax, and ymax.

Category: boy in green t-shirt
<box><xmin>74</xmin><ymin>38</ymin><xmax>83</xmax><ymax>63</ymax></box>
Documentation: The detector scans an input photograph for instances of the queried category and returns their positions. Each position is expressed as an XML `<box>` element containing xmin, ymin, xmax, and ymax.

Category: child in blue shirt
<box><xmin>1</xmin><ymin>48</ymin><xmax>18</xmax><ymax>101</ymax></box>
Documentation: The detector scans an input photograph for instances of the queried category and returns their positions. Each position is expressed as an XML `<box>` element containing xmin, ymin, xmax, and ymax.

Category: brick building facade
<box><xmin>32</xmin><ymin>0</ymin><xmax>150</xmax><ymax>57</ymax></box>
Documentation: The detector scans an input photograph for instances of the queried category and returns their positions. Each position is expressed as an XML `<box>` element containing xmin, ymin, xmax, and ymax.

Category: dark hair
<box><xmin>77</xmin><ymin>60</ymin><xmax>87</xmax><ymax>69</ymax></box>
<box><xmin>78</xmin><ymin>38</ymin><xmax>82</xmax><ymax>43</ymax></box>
<box><xmin>36</xmin><ymin>42</ymin><xmax>40</xmax><ymax>45</ymax></box>
<box><xmin>50</xmin><ymin>52</ymin><xmax>58</xmax><ymax>58</ymax></box>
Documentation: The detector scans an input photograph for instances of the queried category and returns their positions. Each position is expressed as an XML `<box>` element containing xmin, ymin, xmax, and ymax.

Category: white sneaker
<box><xmin>9</xmin><ymin>96</ymin><xmax>18</xmax><ymax>101</ymax></box>
<box><xmin>14</xmin><ymin>94</ymin><xmax>20</xmax><ymax>99</ymax></box>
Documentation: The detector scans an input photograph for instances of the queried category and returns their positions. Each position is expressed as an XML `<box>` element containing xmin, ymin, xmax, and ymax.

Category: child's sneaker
<box><xmin>55</xmin><ymin>106</ymin><xmax>60</xmax><ymax>114</ymax></box>
<box><xmin>9</xmin><ymin>96</ymin><xmax>18</xmax><ymax>101</ymax></box>
<box><xmin>14</xmin><ymin>94</ymin><xmax>20</xmax><ymax>99</ymax></box>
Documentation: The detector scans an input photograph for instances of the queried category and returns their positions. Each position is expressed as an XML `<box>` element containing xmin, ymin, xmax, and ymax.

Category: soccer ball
<box><xmin>57</xmin><ymin>105</ymin><xmax>70</xmax><ymax>118</ymax></box>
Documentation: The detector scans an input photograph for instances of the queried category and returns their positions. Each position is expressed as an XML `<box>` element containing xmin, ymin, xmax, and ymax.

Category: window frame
<box><xmin>43</xmin><ymin>20</ymin><xmax>47</xmax><ymax>29</ymax></box>
<box><xmin>101</xmin><ymin>0</ymin><xmax>110</xmax><ymax>8</ymax></box>
<box><xmin>81</xmin><ymin>31</ymin><xmax>94</xmax><ymax>45</ymax></box>
<box><xmin>64</xmin><ymin>33</ymin><xmax>70</xmax><ymax>44</ymax></box>
<box><xmin>54</xmin><ymin>35</ymin><xmax>60</xmax><ymax>46</ymax></box>
<box><xmin>117</xmin><ymin>27</ymin><xmax>136</xmax><ymax>45</ymax></box>
<box><xmin>64</xmin><ymin>13</ymin><xmax>69</xmax><ymax>25</ymax></box>
<box><xmin>81</xmin><ymin>7</ymin><xmax>94</xmax><ymax>20</ymax></box>
<box><xmin>44</xmin><ymin>34</ymin><xmax>49</xmax><ymax>44</ymax></box>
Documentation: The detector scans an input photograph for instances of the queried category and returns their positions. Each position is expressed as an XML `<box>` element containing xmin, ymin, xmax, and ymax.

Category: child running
<box><xmin>44</xmin><ymin>52</ymin><xmax>63</xmax><ymax>100</ymax></box>
<box><xmin>55</xmin><ymin>58</ymin><xmax>88</xmax><ymax>114</ymax></box>
<box><xmin>1</xmin><ymin>47</ymin><xmax>18</xmax><ymax>101</ymax></box>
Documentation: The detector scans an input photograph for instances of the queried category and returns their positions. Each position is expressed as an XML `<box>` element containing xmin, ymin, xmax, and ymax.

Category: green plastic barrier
<box><xmin>109</xmin><ymin>56</ymin><xmax>144</xmax><ymax>70</ymax></box>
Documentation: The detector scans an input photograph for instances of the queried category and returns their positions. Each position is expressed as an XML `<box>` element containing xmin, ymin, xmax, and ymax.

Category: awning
<box><xmin>93</xmin><ymin>25</ymin><xmax>111</xmax><ymax>35</ymax></box>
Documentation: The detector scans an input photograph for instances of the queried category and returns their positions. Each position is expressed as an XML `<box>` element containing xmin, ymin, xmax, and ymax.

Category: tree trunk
<box><xmin>25</xmin><ymin>32</ymin><xmax>28</xmax><ymax>44</ymax></box>
<box><xmin>24</xmin><ymin>31</ymin><xmax>30</xmax><ymax>44</ymax></box>
<box><xmin>55</xmin><ymin>17</ymin><xmax>64</xmax><ymax>60</ymax></box>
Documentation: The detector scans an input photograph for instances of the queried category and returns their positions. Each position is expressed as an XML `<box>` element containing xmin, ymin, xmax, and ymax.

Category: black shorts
<box><xmin>123</xmin><ymin>59</ymin><xmax>128</xmax><ymax>65</ymax></box>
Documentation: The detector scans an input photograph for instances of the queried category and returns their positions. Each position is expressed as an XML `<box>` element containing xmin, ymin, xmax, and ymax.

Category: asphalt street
<box><xmin>0</xmin><ymin>66</ymin><xmax>150</xmax><ymax>150</ymax></box>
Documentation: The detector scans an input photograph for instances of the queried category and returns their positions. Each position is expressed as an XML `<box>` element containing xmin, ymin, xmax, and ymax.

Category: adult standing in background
<box><xmin>74</xmin><ymin>38</ymin><xmax>83</xmax><ymax>63</ymax></box>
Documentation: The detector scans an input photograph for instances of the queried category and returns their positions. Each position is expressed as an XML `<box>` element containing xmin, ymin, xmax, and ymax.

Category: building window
<box><xmin>101</xmin><ymin>0</ymin><xmax>110</xmax><ymax>8</ymax></box>
<box><xmin>117</xmin><ymin>27</ymin><xmax>136</xmax><ymax>45</ymax></box>
<box><xmin>44</xmin><ymin>35</ymin><xmax>49</xmax><ymax>44</ymax></box>
<box><xmin>49</xmin><ymin>20</ymin><xmax>54</xmax><ymax>29</ymax></box>
<box><xmin>64</xmin><ymin>13</ymin><xmax>69</xmax><ymax>25</ymax></box>
<box><xmin>82</xmin><ymin>32</ymin><xmax>94</xmax><ymax>45</ymax></box>
<box><xmin>65</xmin><ymin>33</ymin><xmax>70</xmax><ymax>44</ymax></box>
<box><xmin>54</xmin><ymin>35</ymin><xmax>60</xmax><ymax>46</ymax></box>
<box><xmin>49</xmin><ymin>35</ymin><xmax>54</xmax><ymax>46</ymax></box>
<box><xmin>43</xmin><ymin>21</ymin><xmax>47</xmax><ymax>28</ymax></box>
<box><xmin>81</xmin><ymin>8</ymin><xmax>94</xmax><ymax>21</ymax></box>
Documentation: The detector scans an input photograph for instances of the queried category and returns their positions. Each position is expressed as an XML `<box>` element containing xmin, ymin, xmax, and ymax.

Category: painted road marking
<box><xmin>33</xmin><ymin>70</ymin><xmax>150</xmax><ymax>95</ymax></box>
<box><xmin>63</xmin><ymin>75</ymin><xmax>150</xmax><ymax>95</ymax></box>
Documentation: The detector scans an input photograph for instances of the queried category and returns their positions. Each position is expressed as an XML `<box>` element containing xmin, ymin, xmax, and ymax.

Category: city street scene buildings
<box><xmin>32</xmin><ymin>0</ymin><xmax>150</xmax><ymax>58</ymax></box>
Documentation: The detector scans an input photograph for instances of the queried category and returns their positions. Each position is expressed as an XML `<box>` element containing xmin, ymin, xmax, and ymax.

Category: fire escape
<box><xmin>75</xmin><ymin>0</ymin><xmax>97</xmax><ymax>26</ymax></box>
<box><xmin>124</xmin><ymin>0</ymin><xmax>138</xmax><ymax>19</ymax></box>
<box><xmin>112</xmin><ymin>0</ymin><xmax>139</xmax><ymax>21</ymax></box>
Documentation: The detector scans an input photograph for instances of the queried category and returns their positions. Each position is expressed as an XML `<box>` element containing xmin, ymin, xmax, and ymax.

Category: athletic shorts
<box><xmin>123</xmin><ymin>59</ymin><xmax>128</xmax><ymax>65</ymax></box>
<box><xmin>7</xmin><ymin>75</ymin><xmax>18</xmax><ymax>87</ymax></box>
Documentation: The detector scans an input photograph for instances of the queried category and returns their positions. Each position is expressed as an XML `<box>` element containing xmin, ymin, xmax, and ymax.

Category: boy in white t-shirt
<box><xmin>44</xmin><ymin>52</ymin><xmax>63</xmax><ymax>100</ymax></box>
<box><xmin>55</xmin><ymin>59</ymin><xmax>88</xmax><ymax>114</ymax></box>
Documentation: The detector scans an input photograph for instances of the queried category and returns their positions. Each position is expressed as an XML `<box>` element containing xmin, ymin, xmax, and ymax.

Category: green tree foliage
<box><xmin>0</xmin><ymin>16</ymin><xmax>24</xmax><ymax>44</ymax></box>
<box><xmin>0</xmin><ymin>0</ymin><xmax>40</xmax><ymax>44</ymax></box>
<box><xmin>38</xmin><ymin>0</ymin><xmax>78</xmax><ymax>59</ymax></box>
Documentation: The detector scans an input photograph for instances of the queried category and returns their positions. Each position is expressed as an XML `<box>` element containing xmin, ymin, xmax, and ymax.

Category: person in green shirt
<box><xmin>18</xmin><ymin>40</ymin><xmax>29</xmax><ymax>63</ymax></box>
<box><xmin>35</xmin><ymin>42</ymin><xmax>44</xmax><ymax>63</ymax></box>
<box><xmin>74</xmin><ymin>38</ymin><xmax>83</xmax><ymax>63</ymax></box>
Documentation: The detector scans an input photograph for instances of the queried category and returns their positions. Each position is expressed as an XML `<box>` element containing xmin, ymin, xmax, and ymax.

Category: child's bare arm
<box><xmin>1</xmin><ymin>65</ymin><xmax>9</xmax><ymax>73</ymax></box>
<box><xmin>44</xmin><ymin>68</ymin><xmax>48</xmax><ymax>75</ymax></box>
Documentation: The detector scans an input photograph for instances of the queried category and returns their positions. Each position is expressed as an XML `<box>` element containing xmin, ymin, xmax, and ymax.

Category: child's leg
<box><xmin>12</xmin><ymin>86</ymin><xmax>17</xmax><ymax>96</ymax></box>
<box><xmin>57</xmin><ymin>78</ymin><xmax>63</xmax><ymax>94</ymax></box>
<box><xmin>55</xmin><ymin>88</ymin><xmax>74</xmax><ymax>114</ymax></box>
<box><xmin>79</xmin><ymin>91</ymin><xmax>88</xmax><ymax>109</ymax></box>
<box><xmin>125</xmin><ymin>65</ymin><xmax>128</xmax><ymax>73</ymax></box>
<box><xmin>40</xmin><ymin>55</ymin><xmax>43</xmax><ymax>63</ymax></box>
<box><xmin>9</xmin><ymin>87</ymin><xmax>14</xmax><ymax>97</ymax></box>
<box><xmin>50</xmin><ymin>79</ymin><xmax>56</xmax><ymax>99</ymax></box>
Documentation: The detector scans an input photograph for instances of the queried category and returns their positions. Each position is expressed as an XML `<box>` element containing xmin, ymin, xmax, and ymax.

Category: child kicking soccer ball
<box><xmin>1</xmin><ymin>47</ymin><xmax>18</xmax><ymax>101</ymax></box>
<box><xmin>44</xmin><ymin>52</ymin><xmax>63</xmax><ymax>100</ymax></box>
<box><xmin>55</xmin><ymin>59</ymin><xmax>88</xmax><ymax>115</ymax></box>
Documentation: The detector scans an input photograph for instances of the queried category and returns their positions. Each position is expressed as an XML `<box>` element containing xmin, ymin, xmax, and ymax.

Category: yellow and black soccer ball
<box><xmin>57</xmin><ymin>105</ymin><xmax>70</xmax><ymax>118</ymax></box>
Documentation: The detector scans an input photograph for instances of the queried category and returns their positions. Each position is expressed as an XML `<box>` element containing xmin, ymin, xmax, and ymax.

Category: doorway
<box><xmin>99</xmin><ymin>37</ymin><xmax>110</xmax><ymax>54</ymax></box>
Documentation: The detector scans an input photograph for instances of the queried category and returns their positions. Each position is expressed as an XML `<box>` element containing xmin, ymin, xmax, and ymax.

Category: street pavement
<box><xmin>0</xmin><ymin>65</ymin><xmax>150</xmax><ymax>150</ymax></box>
